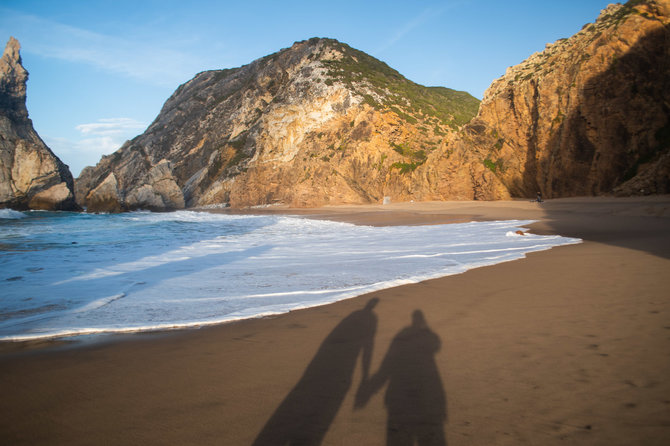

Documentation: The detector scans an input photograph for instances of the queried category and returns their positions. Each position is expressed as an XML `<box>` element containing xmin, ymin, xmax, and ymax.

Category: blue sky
<box><xmin>1</xmin><ymin>0</ymin><xmax>613</xmax><ymax>176</ymax></box>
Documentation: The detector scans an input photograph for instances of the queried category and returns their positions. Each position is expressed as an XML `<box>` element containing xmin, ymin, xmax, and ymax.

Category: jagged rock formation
<box><xmin>0</xmin><ymin>37</ymin><xmax>78</xmax><ymax>210</ymax></box>
<box><xmin>469</xmin><ymin>0</ymin><xmax>670</xmax><ymax>198</ymax></box>
<box><xmin>76</xmin><ymin>38</ymin><xmax>505</xmax><ymax>212</ymax></box>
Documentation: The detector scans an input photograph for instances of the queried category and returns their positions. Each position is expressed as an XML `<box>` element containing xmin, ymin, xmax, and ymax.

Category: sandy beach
<box><xmin>1</xmin><ymin>196</ymin><xmax>669</xmax><ymax>445</ymax></box>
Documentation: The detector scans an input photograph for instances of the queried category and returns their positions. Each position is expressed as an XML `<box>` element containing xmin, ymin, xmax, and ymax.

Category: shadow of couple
<box><xmin>252</xmin><ymin>298</ymin><xmax>447</xmax><ymax>446</ymax></box>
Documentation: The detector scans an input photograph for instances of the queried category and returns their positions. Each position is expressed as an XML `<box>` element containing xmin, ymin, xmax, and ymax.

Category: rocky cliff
<box><xmin>76</xmin><ymin>38</ymin><xmax>505</xmax><ymax>212</ymax></box>
<box><xmin>76</xmin><ymin>1</ymin><xmax>668</xmax><ymax>211</ymax></box>
<box><xmin>470</xmin><ymin>0</ymin><xmax>670</xmax><ymax>198</ymax></box>
<box><xmin>0</xmin><ymin>37</ymin><xmax>78</xmax><ymax>210</ymax></box>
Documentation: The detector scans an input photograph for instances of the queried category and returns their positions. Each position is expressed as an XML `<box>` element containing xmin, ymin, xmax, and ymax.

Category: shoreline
<box><xmin>0</xmin><ymin>216</ymin><xmax>575</xmax><ymax>348</ymax></box>
<box><xmin>0</xmin><ymin>199</ymin><xmax>564</xmax><ymax>351</ymax></box>
<box><xmin>1</xmin><ymin>196</ymin><xmax>669</xmax><ymax>445</ymax></box>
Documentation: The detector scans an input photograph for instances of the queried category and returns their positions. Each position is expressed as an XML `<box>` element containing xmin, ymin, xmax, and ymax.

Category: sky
<box><xmin>1</xmin><ymin>0</ymin><xmax>614</xmax><ymax>177</ymax></box>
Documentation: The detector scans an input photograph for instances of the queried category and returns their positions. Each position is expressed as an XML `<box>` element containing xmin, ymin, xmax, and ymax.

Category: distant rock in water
<box><xmin>75</xmin><ymin>37</ymin><xmax>502</xmax><ymax>212</ymax></box>
<box><xmin>467</xmin><ymin>0</ymin><xmax>670</xmax><ymax>198</ymax></box>
<box><xmin>0</xmin><ymin>37</ymin><xmax>78</xmax><ymax>211</ymax></box>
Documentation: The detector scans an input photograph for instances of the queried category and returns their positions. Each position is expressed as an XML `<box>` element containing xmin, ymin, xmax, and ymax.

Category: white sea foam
<box><xmin>0</xmin><ymin>209</ymin><xmax>26</xmax><ymax>219</ymax></box>
<box><xmin>73</xmin><ymin>294</ymin><xmax>125</xmax><ymax>313</ymax></box>
<box><xmin>0</xmin><ymin>211</ymin><xmax>581</xmax><ymax>341</ymax></box>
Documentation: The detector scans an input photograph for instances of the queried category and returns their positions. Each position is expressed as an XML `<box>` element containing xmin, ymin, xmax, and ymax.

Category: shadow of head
<box><xmin>365</xmin><ymin>297</ymin><xmax>380</xmax><ymax>311</ymax></box>
<box><xmin>412</xmin><ymin>309</ymin><xmax>427</xmax><ymax>328</ymax></box>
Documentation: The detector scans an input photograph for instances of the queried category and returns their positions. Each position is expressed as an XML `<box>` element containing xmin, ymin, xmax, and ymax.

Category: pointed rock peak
<box><xmin>1</xmin><ymin>36</ymin><xmax>28</xmax><ymax>111</ymax></box>
<box><xmin>2</xmin><ymin>37</ymin><xmax>22</xmax><ymax>64</ymax></box>
<box><xmin>1</xmin><ymin>36</ymin><xmax>27</xmax><ymax>81</ymax></box>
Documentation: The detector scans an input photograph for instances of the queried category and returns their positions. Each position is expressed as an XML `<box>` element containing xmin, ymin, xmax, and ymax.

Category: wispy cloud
<box><xmin>45</xmin><ymin>136</ymin><xmax>112</xmax><ymax>178</ymax></box>
<box><xmin>374</xmin><ymin>1</ymin><xmax>470</xmax><ymax>55</ymax></box>
<box><xmin>375</xmin><ymin>8</ymin><xmax>436</xmax><ymax>55</ymax></box>
<box><xmin>45</xmin><ymin>117</ymin><xmax>147</xmax><ymax>177</ymax></box>
<box><xmin>0</xmin><ymin>8</ymin><xmax>213</xmax><ymax>87</ymax></box>
<box><xmin>76</xmin><ymin>117</ymin><xmax>146</xmax><ymax>137</ymax></box>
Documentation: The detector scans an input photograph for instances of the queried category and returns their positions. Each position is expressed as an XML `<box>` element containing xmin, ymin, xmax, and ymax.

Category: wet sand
<box><xmin>1</xmin><ymin>196</ymin><xmax>669</xmax><ymax>445</ymax></box>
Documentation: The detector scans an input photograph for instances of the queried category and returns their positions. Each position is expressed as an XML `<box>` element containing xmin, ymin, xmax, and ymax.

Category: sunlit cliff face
<box><xmin>75</xmin><ymin>38</ymin><xmax>499</xmax><ymax>212</ymax></box>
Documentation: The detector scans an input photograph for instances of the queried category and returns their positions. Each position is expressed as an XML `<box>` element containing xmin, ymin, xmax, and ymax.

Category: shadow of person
<box><xmin>252</xmin><ymin>297</ymin><xmax>379</xmax><ymax>446</ymax></box>
<box><xmin>356</xmin><ymin>310</ymin><xmax>446</xmax><ymax>446</ymax></box>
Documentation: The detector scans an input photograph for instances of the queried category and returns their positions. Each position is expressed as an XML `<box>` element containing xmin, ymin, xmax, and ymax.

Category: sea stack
<box><xmin>0</xmin><ymin>37</ymin><xmax>78</xmax><ymax>211</ymax></box>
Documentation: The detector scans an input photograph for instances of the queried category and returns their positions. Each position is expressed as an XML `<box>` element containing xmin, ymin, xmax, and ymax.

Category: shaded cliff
<box><xmin>76</xmin><ymin>38</ymin><xmax>504</xmax><ymax>212</ymax></box>
<box><xmin>0</xmin><ymin>37</ymin><xmax>78</xmax><ymax>211</ymax></box>
<box><xmin>470</xmin><ymin>0</ymin><xmax>670</xmax><ymax>198</ymax></box>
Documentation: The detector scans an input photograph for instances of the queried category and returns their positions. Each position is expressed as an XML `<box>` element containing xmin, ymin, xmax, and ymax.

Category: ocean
<box><xmin>0</xmin><ymin>208</ymin><xmax>581</xmax><ymax>341</ymax></box>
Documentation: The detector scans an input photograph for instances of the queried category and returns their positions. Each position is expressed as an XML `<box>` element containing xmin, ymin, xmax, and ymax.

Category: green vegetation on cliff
<box><xmin>319</xmin><ymin>39</ymin><xmax>480</xmax><ymax>128</ymax></box>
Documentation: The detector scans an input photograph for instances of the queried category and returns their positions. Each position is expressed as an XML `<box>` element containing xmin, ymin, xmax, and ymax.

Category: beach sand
<box><xmin>1</xmin><ymin>196</ymin><xmax>669</xmax><ymax>445</ymax></box>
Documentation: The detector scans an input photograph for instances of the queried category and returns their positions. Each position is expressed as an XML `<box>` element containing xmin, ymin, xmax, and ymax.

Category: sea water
<box><xmin>0</xmin><ymin>208</ymin><xmax>580</xmax><ymax>341</ymax></box>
